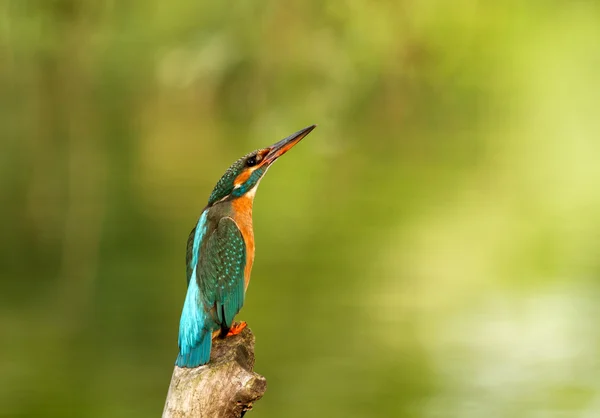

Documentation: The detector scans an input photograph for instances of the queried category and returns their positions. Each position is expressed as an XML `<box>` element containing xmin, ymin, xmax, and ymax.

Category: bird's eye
<box><xmin>246</xmin><ymin>156</ymin><xmax>257</xmax><ymax>167</ymax></box>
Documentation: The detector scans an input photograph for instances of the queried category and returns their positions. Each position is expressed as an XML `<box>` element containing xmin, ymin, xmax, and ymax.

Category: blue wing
<box><xmin>198</xmin><ymin>217</ymin><xmax>246</xmax><ymax>332</ymax></box>
<box><xmin>176</xmin><ymin>213</ymin><xmax>247</xmax><ymax>368</ymax></box>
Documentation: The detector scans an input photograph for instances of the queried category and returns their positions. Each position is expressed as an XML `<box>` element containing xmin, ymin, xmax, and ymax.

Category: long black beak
<box><xmin>263</xmin><ymin>125</ymin><xmax>316</xmax><ymax>164</ymax></box>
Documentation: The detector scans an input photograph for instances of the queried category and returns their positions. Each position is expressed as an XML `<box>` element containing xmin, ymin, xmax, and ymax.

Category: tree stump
<box><xmin>163</xmin><ymin>327</ymin><xmax>267</xmax><ymax>418</ymax></box>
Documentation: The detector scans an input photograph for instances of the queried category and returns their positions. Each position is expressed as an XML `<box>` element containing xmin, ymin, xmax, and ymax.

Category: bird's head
<box><xmin>207</xmin><ymin>124</ymin><xmax>316</xmax><ymax>206</ymax></box>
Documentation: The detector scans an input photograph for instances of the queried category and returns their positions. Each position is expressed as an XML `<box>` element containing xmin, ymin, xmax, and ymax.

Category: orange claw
<box><xmin>226</xmin><ymin>321</ymin><xmax>247</xmax><ymax>337</ymax></box>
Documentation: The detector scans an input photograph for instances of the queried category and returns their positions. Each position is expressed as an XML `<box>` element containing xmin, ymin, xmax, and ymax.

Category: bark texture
<box><xmin>163</xmin><ymin>327</ymin><xmax>267</xmax><ymax>418</ymax></box>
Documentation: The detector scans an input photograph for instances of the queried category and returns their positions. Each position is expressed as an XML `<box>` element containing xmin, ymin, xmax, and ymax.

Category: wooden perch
<box><xmin>163</xmin><ymin>327</ymin><xmax>267</xmax><ymax>418</ymax></box>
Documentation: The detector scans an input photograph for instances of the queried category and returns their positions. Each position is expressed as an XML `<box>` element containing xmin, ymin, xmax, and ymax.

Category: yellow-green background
<box><xmin>2</xmin><ymin>1</ymin><xmax>600</xmax><ymax>417</ymax></box>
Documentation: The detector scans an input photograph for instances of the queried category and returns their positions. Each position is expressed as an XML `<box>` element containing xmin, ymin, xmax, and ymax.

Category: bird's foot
<box><xmin>226</xmin><ymin>321</ymin><xmax>247</xmax><ymax>337</ymax></box>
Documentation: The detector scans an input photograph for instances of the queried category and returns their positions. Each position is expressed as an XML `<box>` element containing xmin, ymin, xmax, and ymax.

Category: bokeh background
<box><xmin>2</xmin><ymin>1</ymin><xmax>600</xmax><ymax>417</ymax></box>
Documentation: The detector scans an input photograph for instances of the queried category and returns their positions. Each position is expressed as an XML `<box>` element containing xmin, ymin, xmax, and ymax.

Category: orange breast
<box><xmin>231</xmin><ymin>195</ymin><xmax>255</xmax><ymax>291</ymax></box>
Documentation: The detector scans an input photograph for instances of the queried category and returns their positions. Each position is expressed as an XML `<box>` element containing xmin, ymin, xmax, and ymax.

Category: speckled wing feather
<box><xmin>198</xmin><ymin>217</ymin><xmax>246</xmax><ymax>331</ymax></box>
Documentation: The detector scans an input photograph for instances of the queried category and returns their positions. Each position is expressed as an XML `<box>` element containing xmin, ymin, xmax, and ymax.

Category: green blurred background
<box><xmin>2</xmin><ymin>1</ymin><xmax>600</xmax><ymax>417</ymax></box>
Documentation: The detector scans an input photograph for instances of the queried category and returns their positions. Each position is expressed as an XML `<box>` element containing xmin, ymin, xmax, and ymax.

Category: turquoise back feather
<box><xmin>176</xmin><ymin>264</ymin><xmax>212</xmax><ymax>367</ymax></box>
<box><xmin>177</xmin><ymin>211</ymin><xmax>212</xmax><ymax>367</ymax></box>
<box><xmin>176</xmin><ymin>211</ymin><xmax>247</xmax><ymax>367</ymax></box>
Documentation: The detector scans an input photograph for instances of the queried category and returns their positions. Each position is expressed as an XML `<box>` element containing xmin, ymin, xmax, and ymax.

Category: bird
<box><xmin>176</xmin><ymin>124</ymin><xmax>316</xmax><ymax>368</ymax></box>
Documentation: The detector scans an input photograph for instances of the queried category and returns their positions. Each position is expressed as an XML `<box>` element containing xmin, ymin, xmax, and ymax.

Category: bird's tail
<box><xmin>176</xmin><ymin>330</ymin><xmax>212</xmax><ymax>368</ymax></box>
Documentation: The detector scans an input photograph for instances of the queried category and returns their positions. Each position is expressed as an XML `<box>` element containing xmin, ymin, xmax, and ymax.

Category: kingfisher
<box><xmin>176</xmin><ymin>124</ymin><xmax>316</xmax><ymax>368</ymax></box>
